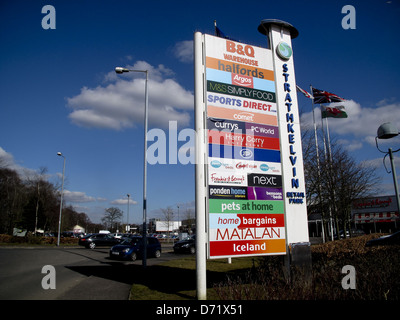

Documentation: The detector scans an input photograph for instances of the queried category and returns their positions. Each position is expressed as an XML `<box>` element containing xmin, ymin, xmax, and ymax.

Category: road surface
<box><xmin>0</xmin><ymin>245</ymin><xmax>180</xmax><ymax>300</ymax></box>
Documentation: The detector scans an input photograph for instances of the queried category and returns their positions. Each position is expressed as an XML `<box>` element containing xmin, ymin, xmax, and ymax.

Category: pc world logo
<box><xmin>276</xmin><ymin>42</ymin><xmax>292</xmax><ymax>60</ymax></box>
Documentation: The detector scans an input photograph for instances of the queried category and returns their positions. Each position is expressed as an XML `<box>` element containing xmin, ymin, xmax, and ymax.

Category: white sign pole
<box><xmin>262</xmin><ymin>20</ymin><xmax>309</xmax><ymax>245</ymax></box>
<box><xmin>258</xmin><ymin>20</ymin><xmax>310</xmax><ymax>275</ymax></box>
<box><xmin>194</xmin><ymin>31</ymin><xmax>207</xmax><ymax>300</ymax></box>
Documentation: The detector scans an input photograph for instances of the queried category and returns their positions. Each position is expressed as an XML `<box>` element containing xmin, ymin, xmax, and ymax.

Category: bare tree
<box><xmin>183</xmin><ymin>207</ymin><xmax>195</xmax><ymax>234</ymax></box>
<box><xmin>302</xmin><ymin>127</ymin><xmax>380</xmax><ymax>239</ymax></box>
<box><xmin>161</xmin><ymin>206</ymin><xmax>175</xmax><ymax>238</ymax></box>
<box><xmin>102</xmin><ymin>207</ymin><xmax>123</xmax><ymax>232</ymax></box>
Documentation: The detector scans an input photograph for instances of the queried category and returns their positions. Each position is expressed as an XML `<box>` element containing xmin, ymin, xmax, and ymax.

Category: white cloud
<box><xmin>0</xmin><ymin>146</ymin><xmax>38</xmax><ymax>179</ymax></box>
<box><xmin>63</xmin><ymin>190</ymin><xmax>98</xmax><ymax>203</ymax></box>
<box><xmin>67</xmin><ymin>61</ymin><xmax>193</xmax><ymax>130</ymax></box>
<box><xmin>300</xmin><ymin>100</ymin><xmax>400</xmax><ymax>147</ymax></box>
<box><xmin>337</xmin><ymin>138</ymin><xmax>363</xmax><ymax>151</ymax></box>
<box><xmin>111</xmin><ymin>198</ymin><xmax>138</xmax><ymax>205</ymax></box>
<box><xmin>0</xmin><ymin>147</ymin><xmax>15</xmax><ymax>167</ymax></box>
<box><xmin>173</xmin><ymin>40</ymin><xmax>193</xmax><ymax>63</ymax></box>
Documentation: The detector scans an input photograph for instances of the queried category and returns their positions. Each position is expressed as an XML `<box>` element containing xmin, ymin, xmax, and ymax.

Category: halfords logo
<box><xmin>232</xmin><ymin>73</ymin><xmax>253</xmax><ymax>88</ymax></box>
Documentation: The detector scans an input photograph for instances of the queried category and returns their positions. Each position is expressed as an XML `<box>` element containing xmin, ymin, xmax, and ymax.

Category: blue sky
<box><xmin>1</xmin><ymin>0</ymin><xmax>400</xmax><ymax>225</ymax></box>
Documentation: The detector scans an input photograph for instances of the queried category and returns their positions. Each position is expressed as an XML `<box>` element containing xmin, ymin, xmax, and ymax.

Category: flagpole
<box><xmin>325</xmin><ymin>116</ymin><xmax>333</xmax><ymax>162</ymax></box>
<box><xmin>310</xmin><ymin>85</ymin><xmax>321</xmax><ymax>165</ymax></box>
<box><xmin>310</xmin><ymin>85</ymin><xmax>325</xmax><ymax>243</ymax></box>
<box><xmin>325</xmin><ymin>113</ymin><xmax>341</xmax><ymax>239</ymax></box>
<box><xmin>320</xmin><ymin>106</ymin><xmax>334</xmax><ymax>241</ymax></box>
<box><xmin>320</xmin><ymin>105</ymin><xmax>328</xmax><ymax>159</ymax></box>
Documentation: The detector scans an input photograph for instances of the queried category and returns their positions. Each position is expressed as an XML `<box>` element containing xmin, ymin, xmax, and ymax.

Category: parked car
<box><xmin>79</xmin><ymin>233</ymin><xmax>121</xmax><ymax>249</ymax></box>
<box><xmin>109</xmin><ymin>236</ymin><xmax>161</xmax><ymax>261</ymax></box>
<box><xmin>111</xmin><ymin>233</ymin><xmax>124</xmax><ymax>239</ymax></box>
<box><xmin>61</xmin><ymin>231</ymin><xmax>75</xmax><ymax>238</ymax></box>
<box><xmin>173</xmin><ymin>235</ymin><xmax>195</xmax><ymax>254</ymax></box>
<box><xmin>350</xmin><ymin>229</ymin><xmax>365</xmax><ymax>237</ymax></box>
<box><xmin>366</xmin><ymin>231</ymin><xmax>400</xmax><ymax>247</ymax></box>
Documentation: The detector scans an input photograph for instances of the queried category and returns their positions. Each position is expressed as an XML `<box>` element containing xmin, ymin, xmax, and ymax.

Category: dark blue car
<box><xmin>109</xmin><ymin>236</ymin><xmax>161</xmax><ymax>261</ymax></box>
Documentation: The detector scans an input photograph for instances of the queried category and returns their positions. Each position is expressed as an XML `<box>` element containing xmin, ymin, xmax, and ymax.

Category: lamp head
<box><xmin>57</xmin><ymin>152</ymin><xmax>62</xmax><ymax>156</ymax></box>
<box><xmin>115</xmin><ymin>67</ymin><xmax>129</xmax><ymax>74</ymax></box>
<box><xmin>377</xmin><ymin>122</ymin><xmax>399</xmax><ymax>139</ymax></box>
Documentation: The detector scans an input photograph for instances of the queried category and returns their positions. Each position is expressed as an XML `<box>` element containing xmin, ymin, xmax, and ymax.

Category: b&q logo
<box><xmin>226</xmin><ymin>40</ymin><xmax>255</xmax><ymax>58</ymax></box>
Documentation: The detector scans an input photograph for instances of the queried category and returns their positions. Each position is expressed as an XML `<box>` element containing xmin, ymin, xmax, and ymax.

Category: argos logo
<box><xmin>232</xmin><ymin>73</ymin><xmax>253</xmax><ymax>88</ymax></box>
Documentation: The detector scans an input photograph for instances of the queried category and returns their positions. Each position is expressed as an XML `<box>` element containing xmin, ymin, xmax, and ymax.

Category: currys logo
<box><xmin>240</xmin><ymin>149</ymin><xmax>253</xmax><ymax>159</ymax></box>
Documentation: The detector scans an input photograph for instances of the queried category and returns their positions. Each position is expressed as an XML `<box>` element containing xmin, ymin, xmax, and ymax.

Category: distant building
<box><xmin>72</xmin><ymin>225</ymin><xmax>85</xmax><ymax>233</ymax></box>
<box><xmin>147</xmin><ymin>218</ymin><xmax>182</xmax><ymax>233</ymax></box>
<box><xmin>155</xmin><ymin>220</ymin><xmax>181</xmax><ymax>232</ymax></box>
<box><xmin>308</xmin><ymin>195</ymin><xmax>399</xmax><ymax>239</ymax></box>
<box><xmin>352</xmin><ymin>195</ymin><xmax>399</xmax><ymax>233</ymax></box>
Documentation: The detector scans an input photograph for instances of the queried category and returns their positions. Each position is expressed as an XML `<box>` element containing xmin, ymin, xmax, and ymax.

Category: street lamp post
<box><xmin>127</xmin><ymin>193</ymin><xmax>130</xmax><ymax>232</ymax></box>
<box><xmin>57</xmin><ymin>152</ymin><xmax>66</xmax><ymax>246</ymax></box>
<box><xmin>376</xmin><ymin>122</ymin><xmax>400</xmax><ymax>224</ymax></box>
<box><xmin>115</xmin><ymin>67</ymin><xmax>149</xmax><ymax>268</ymax></box>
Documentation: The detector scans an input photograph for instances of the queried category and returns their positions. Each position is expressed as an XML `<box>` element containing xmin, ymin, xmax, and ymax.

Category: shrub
<box><xmin>214</xmin><ymin>234</ymin><xmax>400</xmax><ymax>300</ymax></box>
<box><xmin>0</xmin><ymin>234</ymin><xmax>79</xmax><ymax>245</ymax></box>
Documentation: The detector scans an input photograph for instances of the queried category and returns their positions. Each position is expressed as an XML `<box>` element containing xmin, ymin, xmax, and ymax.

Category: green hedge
<box><xmin>0</xmin><ymin>234</ymin><xmax>79</xmax><ymax>245</ymax></box>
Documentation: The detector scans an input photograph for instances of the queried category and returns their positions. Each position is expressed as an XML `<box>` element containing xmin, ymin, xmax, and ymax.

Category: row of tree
<box><xmin>0</xmin><ymin>164</ymin><xmax>103</xmax><ymax>235</ymax></box>
<box><xmin>1</xmin><ymin>127</ymin><xmax>379</xmax><ymax>239</ymax></box>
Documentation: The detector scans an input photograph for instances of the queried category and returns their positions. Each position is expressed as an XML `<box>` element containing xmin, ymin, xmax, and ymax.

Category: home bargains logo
<box><xmin>232</xmin><ymin>73</ymin><xmax>253</xmax><ymax>88</ymax></box>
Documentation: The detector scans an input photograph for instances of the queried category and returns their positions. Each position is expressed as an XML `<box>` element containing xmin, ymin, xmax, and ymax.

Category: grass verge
<box><xmin>130</xmin><ymin>234</ymin><xmax>400</xmax><ymax>300</ymax></box>
<box><xmin>129</xmin><ymin>256</ymin><xmax>255</xmax><ymax>300</ymax></box>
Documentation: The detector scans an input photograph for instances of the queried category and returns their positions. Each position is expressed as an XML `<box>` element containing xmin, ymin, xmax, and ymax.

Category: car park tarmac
<box><xmin>0</xmin><ymin>243</ymin><xmax>178</xmax><ymax>300</ymax></box>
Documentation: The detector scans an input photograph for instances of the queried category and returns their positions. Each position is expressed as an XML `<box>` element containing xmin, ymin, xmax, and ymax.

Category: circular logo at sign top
<box><xmin>276</xmin><ymin>42</ymin><xmax>292</xmax><ymax>60</ymax></box>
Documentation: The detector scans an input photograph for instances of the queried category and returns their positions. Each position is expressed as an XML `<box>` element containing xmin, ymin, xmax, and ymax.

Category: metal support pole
<box><xmin>57</xmin><ymin>154</ymin><xmax>65</xmax><ymax>246</ymax></box>
<box><xmin>389</xmin><ymin>148</ymin><xmax>400</xmax><ymax>218</ymax></box>
<box><xmin>127</xmin><ymin>194</ymin><xmax>130</xmax><ymax>231</ymax></box>
<box><xmin>194</xmin><ymin>31</ymin><xmax>207</xmax><ymax>300</ymax></box>
<box><xmin>142</xmin><ymin>70</ymin><xmax>149</xmax><ymax>268</ymax></box>
<box><xmin>115</xmin><ymin>67</ymin><xmax>149</xmax><ymax>267</ymax></box>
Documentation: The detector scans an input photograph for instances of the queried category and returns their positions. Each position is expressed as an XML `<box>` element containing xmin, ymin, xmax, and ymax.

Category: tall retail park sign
<box><xmin>194</xmin><ymin>21</ymin><xmax>309</xmax><ymax>260</ymax></box>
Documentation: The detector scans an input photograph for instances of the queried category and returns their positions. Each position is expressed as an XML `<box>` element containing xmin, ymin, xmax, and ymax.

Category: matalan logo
<box><xmin>231</xmin><ymin>73</ymin><xmax>253</xmax><ymax>88</ymax></box>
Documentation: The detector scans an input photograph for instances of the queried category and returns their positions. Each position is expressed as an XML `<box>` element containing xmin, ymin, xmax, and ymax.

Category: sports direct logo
<box><xmin>232</xmin><ymin>73</ymin><xmax>253</xmax><ymax>88</ymax></box>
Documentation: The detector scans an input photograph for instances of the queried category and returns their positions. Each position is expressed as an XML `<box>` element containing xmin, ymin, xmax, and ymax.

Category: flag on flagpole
<box><xmin>214</xmin><ymin>20</ymin><xmax>237</xmax><ymax>41</ymax></box>
<box><xmin>321</xmin><ymin>105</ymin><xmax>348</xmax><ymax>118</ymax></box>
<box><xmin>312</xmin><ymin>88</ymin><xmax>346</xmax><ymax>104</ymax></box>
<box><xmin>296</xmin><ymin>85</ymin><xmax>313</xmax><ymax>99</ymax></box>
